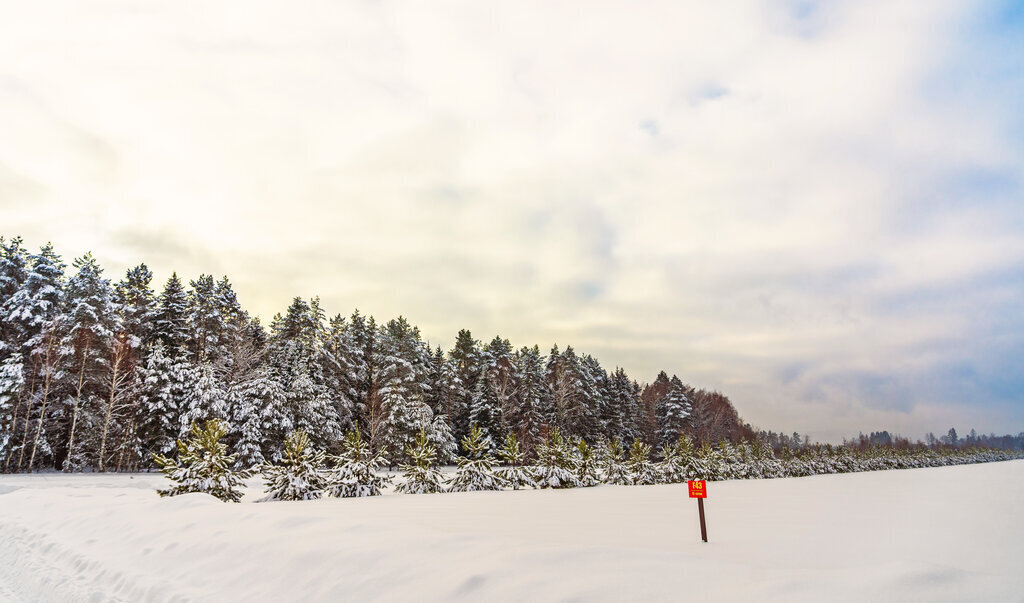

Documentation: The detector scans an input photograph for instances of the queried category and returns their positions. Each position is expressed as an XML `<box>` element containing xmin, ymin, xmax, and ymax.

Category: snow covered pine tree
<box><xmin>153</xmin><ymin>419</ymin><xmax>251</xmax><ymax>502</ymax></box>
<box><xmin>259</xmin><ymin>429</ymin><xmax>326</xmax><ymax>502</ymax></box>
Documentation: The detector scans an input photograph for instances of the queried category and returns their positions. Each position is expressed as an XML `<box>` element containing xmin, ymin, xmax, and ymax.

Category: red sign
<box><xmin>688</xmin><ymin>480</ymin><xmax>707</xmax><ymax>498</ymax></box>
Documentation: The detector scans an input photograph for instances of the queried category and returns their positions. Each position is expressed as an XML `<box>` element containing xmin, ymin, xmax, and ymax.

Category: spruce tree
<box><xmin>471</xmin><ymin>336</ymin><xmax>515</xmax><ymax>443</ymax></box>
<box><xmin>447</xmin><ymin>425</ymin><xmax>504</xmax><ymax>492</ymax></box>
<box><xmin>154</xmin><ymin>273</ymin><xmax>190</xmax><ymax>356</ymax></box>
<box><xmin>180</xmin><ymin>362</ymin><xmax>228</xmax><ymax>436</ymax></box>
<box><xmin>258</xmin><ymin>429</ymin><xmax>326</xmax><ymax>502</ymax></box>
<box><xmin>495</xmin><ymin>432</ymin><xmax>535</xmax><ymax>489</ymax></box>
<box><xmin>395</xmin><ymin>427</ymin><xmax>445</xmax><ymax>494</ymax></box>
<box><xmin>510</xmin><ymin>345</ymin><xmax>547</xmax><ymax>458</ymax></box>
<box><xmin>0</xmin><ymin>237</ymin><xmax>29</xmax><ymax>361</ymax></box>
<box><xmin>447</xmin><ymin>329</ymin><xmax>480</xmax><ymax>443</ymax></box>
<box><xmin>153</xmin><ymin>419</ymin><xmax>251</xmax><ymax>502</ymax></box>
<box><xmin>427</xmin><ymin>410</ymin><xmax>458</xmax><ymax>465</ymax></box>
<box><xmin>657</xmin><ymin>376</ymin><xmax>692</xmax><ymax>447</ymax></box>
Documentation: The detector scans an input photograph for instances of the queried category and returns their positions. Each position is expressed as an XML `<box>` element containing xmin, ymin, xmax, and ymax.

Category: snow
<box><xmin>1</xmin><ymin>460</ymin><xmax>1022</xmax><ymax>602</ymax></box>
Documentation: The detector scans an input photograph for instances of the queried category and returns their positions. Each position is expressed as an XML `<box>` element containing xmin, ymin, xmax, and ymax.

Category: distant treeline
<box><xmin>755</xmin><ymin>428</ymin><xmax>1024</xmax><ymax>452</ymax></box>
<box><xmin>0</xmin><ymin>235</ymin><xmax>751</xmax><ymax>473</ymax></box>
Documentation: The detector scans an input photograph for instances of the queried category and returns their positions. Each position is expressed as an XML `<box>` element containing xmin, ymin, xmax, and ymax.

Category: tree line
<box><xmin>0</xmin><ymin>235</ymin><xmax>748</xmax><ymax>473</ymax></box>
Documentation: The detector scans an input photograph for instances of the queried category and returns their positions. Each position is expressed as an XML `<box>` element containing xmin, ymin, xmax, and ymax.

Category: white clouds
<box><xmin>1</xmin><ymin>0</ymin><xmax>1021</xmax><ymax>440</ymax></box>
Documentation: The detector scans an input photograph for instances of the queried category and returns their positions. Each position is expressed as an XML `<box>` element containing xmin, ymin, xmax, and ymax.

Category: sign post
<box><xmin>688</xmin><ymin>480</ymin><xmax>708</xmax><ymax>542</ymax></box>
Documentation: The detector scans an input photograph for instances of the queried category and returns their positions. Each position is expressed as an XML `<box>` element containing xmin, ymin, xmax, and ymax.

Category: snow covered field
<box><xmin>1</xmin><ymin>460</ymin><xmax>1022</xmax><ymax>602</ymax></box>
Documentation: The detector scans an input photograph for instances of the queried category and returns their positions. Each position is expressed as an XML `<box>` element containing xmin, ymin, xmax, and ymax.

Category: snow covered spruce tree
<box><xmin>627</xmin><ymin>439</ymin><xmax>659</xmax><ymax>485</ymax></box>
<box><xmin>657</xmin><ymin>376</ymin><xmax>691</xmax><ymax>448</ymax></box>
<box><xmin>447</xmin><ymin>425</ymin><xmax>504</xmax><ymax>492</ymax></box>
<box><xmin>495</xmin><ymin>431</ymin><xmax>535</xmax><ymax>490</ymax></box>
<box><xmin>153</xmin><ymin>419</ymin><xmax>251</xmax><ymax>502</ymax></box>
<box><xmin>371</xmin><ymin>317</ymin><xmax>432</xmax><ymax>465</ymax></box>
<box><xmin>324</xmin><ymin>425</ymin><xmax>390</xmax><ymax>497</ymax></box>
<box><xmin>533</xmin><ymin>426</ymin><xmax>580</xmax><ymax>489</ymax></box>
<box><xmin>259</xmin><ymin>429</ymin><xmax>326</xmax><ymax>502</ymax></box>
<box><xmin>427</xmin><ymin>411</ymin><xmax>458</xmax><ymax>465</ymax></box>
<box><xmin>395</xmin><ymin>427</ymin><xmax>445</xmax><ymax>494</ymax></box>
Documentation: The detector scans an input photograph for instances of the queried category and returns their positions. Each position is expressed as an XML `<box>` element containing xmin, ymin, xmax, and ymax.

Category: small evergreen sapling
<box><xmin>658</xmin><ymin>435</ymin><xmax>695</xmax><ymax>484</ymax></box>
<box><xmin>395</xmin><ymin>427</ymin><xmax>445</xmax><ymax>494</ymax></box>
<box><xmin>447</xmin><ymin>425</ymin><xmax>504</xmax><ymax>492</ymax></box>
<box><xmin>324</xmin><ymin>425</ymin><xmax>391</xmax><ymax>497</ymax></box>
<box><xmin>599</xmin><ymin>437</ymin><xmax>631</xmax><ymax>485</ymax></box>
<box><xmin>626</xmin><ymin>440</ymin><xmax>659</xmax><ymax>485</ymax></box>
<box><xmin>533</xmin><ymin>427</ymin><xmax>581</xmax><ymax>489</ymax></box>
<box><xmin>258</xmin><ymin>430</ymin><xmax>326</xmax><ymax>502</ymax></box>
<box><xmin>495</xmin><ymin>432</ymin><xmax>535</xmax><ymax>490</ymax></box>
<box><xmin>574</xmin><ymin>439</ymin><xmax>600</xmax><ymax>487</ymax></box>
<box><xmin>153</xmin><ymin>420</ymin><xmax>251</xmax><ymax>502</ymax></box>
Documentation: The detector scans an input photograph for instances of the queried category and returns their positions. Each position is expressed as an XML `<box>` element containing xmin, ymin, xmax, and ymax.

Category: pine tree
<box><xmin>153</xmin><ymin>419</ymin><xmax>251</xmax><ymax>502</ymax></box>
<box><xmin>447</xmin><ymin>425</ymin><xmax>504</xmax><ymax>492</ymax></box>
<box><xmin>5</xmin><ymin>243</ymin><xmax>65</xmax><ymax>472</ymax></box>
<box><xmin>574</xmin><ymin>438</ymin><xmax>600</xmax><ymax>487</ymax></box>
<box><xmin>59</xmin><ymin>253</ymin><xmax>118</xmax><ymax>471</ymax></box>
<box><xmin>495</xmin><ymin>431</ymin><xmax>535</xmax><ymax>490</ymax></box>
<box><xmin>324</xmin><ymin>425</ymin><xmax>390</xmax><ymax>497</ymax></box>
<box><xmin>533</xmin><ymin>426</ymin><xmax>581</xmax><ymax>489</ymax></box>
<box><xmin>627</xmin><ymin>439</ymin><xmax>659</xmax><ymax>485</ymax></box>
<box><xmin>395</xmin><ymin>427</ymin><xmax>445</xmax><ymax>494</ymax></box>
<box><xmin>658</xmin><ymin>434</ymin><xmax>695</xmax><ymax>483</ymax></box>
<box><xmin>258</xmin><ymin>429</ymin><xmax>327</xmax><ymax>502</ymax></box>
<box><xmin>599</xmin><ymin>436</ymin><xmax>631</xmax><ymax>485</ymax></box>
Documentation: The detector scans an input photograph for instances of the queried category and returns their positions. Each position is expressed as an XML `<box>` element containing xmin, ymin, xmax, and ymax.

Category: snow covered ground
<box><xmin>1</xmin><ymin>460</ymin><xmax>1022</xmax><ymax>602</ymax></box>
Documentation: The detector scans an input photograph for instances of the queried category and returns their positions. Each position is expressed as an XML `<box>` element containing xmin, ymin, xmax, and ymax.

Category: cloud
<box><xmin>0</xmin><ymin>0</ymin><xmax>1021</xmax><ymax>441</ymax></box>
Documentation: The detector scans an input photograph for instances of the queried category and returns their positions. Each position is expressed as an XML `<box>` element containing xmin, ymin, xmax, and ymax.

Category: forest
<box><xmin>3</xmin><ymin>235</ymin><xmax>1019</xmax><ymax>476</ymax></box>
<box><xmin>0</xmin><ymin>235</ymin><xmax>746</xmax><ymax>473</ymax></box>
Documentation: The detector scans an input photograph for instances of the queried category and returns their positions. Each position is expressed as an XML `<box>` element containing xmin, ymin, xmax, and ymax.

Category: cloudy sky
<box><xmin>2</xmin><ymin>0</ymin><xmax>1022</xmax><ymax>441</ymax></box>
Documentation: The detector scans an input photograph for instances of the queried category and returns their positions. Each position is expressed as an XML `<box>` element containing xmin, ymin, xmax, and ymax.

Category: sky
<box><xmin>1</xmin><ymin>0</ymin><xmax>1022</xmax><ymax>442</ymax></box>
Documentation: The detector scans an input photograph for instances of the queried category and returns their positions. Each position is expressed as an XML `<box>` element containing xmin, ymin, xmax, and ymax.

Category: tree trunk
<box><xmin>3</xmin><ymin>377</ymin><xmax>32</xmax><ymax>472</ymax></box>
<box><xmin>64</xmin><ymin>338</ymin><xmax>90</xmax><ymax>472</ymax></box>
<box><xmin>15</xmin><ymin>379</ymin><xmax>40</xmax><ymax>471</ymax></box>
<box><xmin>28</xmin><ymin>332</ymin><xmax>57</xmax><ymax>471</ymax></box>
<box><xmin>98</xmin><ymin>347</ymin><xmax>121</xmax><ymax>472</ymax></box>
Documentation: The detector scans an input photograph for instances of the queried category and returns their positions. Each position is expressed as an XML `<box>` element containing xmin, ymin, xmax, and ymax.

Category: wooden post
<box><xmin>697</xmin><ymin>498</ymin><xmax>708</xmax><ymax>542</ymax></box>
